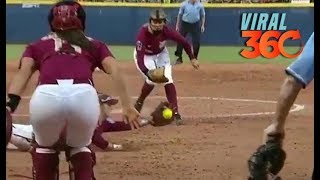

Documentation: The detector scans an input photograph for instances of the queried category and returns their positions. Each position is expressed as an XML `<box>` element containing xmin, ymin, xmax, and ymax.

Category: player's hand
<box><xmin>263</xmin><ymin>122</ymin><xmax>285</xmax><ymax>144</ymax></box>
<box><xmin>201</xmin><ymin>25</ymin><xmax>205</xmax><ymax>33</ymax></box>
<box><xmin>122</xmin><ymin>107</ymin><xmax>141</xmax><ymax>130</ymax></box>
<box><xmin>191</xmin><ymin>59</ymin><xmax>199</xmax><ymax>69</ymax></box>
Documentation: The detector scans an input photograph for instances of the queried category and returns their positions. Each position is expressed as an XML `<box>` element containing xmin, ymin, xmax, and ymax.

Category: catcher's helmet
<box><xmin>48</xmin><ymin>1</ymin><xmax>86</xmax><ymax>31</ymax></box>
<box><xmin>149</xmin><ymin>8</ymin><xmax>167</xmax><ymax>23</ymax></box>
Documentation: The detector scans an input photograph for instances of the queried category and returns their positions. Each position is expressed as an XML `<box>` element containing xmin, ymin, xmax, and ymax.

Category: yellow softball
<box><xmin>162</xmin><ymin>108</ymin><xmax>173</xmax><ymax>119</ymax></box>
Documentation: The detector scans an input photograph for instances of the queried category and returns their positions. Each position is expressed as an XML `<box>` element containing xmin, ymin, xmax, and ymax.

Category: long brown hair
<box><xmin>56</xmin><ymin>29</ymin><xmax>93</xmax><ymax>51</ymax></box>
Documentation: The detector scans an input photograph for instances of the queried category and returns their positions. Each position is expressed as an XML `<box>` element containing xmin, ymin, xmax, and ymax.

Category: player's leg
<box><xmin>100</xmin><ymin>115</ymin><xmax>150</xmax><ymax>132</ymax></box>
<box><xmin>157</xmin><ymin>48</ymin><xmax>183</xmax><ymax>125</ymax></box>
<box><xmin>174</xmin><ymin>21</ymin><xmax>189</xmax><ymax>64</ymax></box>
<box><xmin>65</xmin><ymin>146</ymin><xmax>97</xmax><ymax>180</ymax></box>
<box><xmin>101</xmin><ymin>117</ymin><xmax>131</xmax><ymax>132</ymax></box>
<box><xmin>133</xmin><ymin>50</ymin><xmax>157</xmax><ymax>112</ymax></box>
<box><xmin>29</xmin><ymin>86</ymin><xmax>66</xmax><ymax>180</ymax></box>
<box><xmin>191</xmin><ymin>22</ymin><xmax>201</xmax><ymax>59</ymax></box>
<box><xmin>92</xmin><ymin>118</ymin><xmax>148</xmax><ymax>151</ymax></box>
<box><xmin>10</xmin><ymin>124</ymin><xmax>33</xmax><ymax>151</ymax></box>
<box><xmin>65</xmin><ymin>84</ymin><xmax>100</xmax><ymax>180</ymax></box>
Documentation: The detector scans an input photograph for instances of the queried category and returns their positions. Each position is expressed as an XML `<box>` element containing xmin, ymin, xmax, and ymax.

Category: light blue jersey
<box><xmin>285</xmin><ymin>32</ymin><xmax>314</xmax><ymax>88</ymax></box>
<box><xmin>178</xmin><ymin>0</ymin><xmax>205</xmax><ymax>24</ymax></box>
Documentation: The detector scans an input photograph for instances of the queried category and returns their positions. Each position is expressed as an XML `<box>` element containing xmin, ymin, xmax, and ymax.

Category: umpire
<box><xmin>174</xmin><ymin>0</ymin><xmax>205</xmax><ymax>64</ymax></box>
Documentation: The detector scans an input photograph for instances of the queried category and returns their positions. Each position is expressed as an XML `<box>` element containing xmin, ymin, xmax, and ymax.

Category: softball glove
<box><xmin>248</xmin><ymin>134</ymin><xmax>286</xmax><ymax>180</ymax></box>
<box><xmin>147</xmin><ymin>67</ymin><xmax>169</xmax><ymax>83</ymax></box>
<box><xmin>149</xmin><ymin>101</ymin><xmax>174</xmax><ymax>127</ymax></box>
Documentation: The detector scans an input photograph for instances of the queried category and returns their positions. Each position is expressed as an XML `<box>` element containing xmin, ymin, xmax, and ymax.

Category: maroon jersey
<box><xmin>21</xmin><ymin>32</ymin><xmax>113</xmax><ymax>85</ymax></box>
<box><xmin>135</xmin><ymin>24</ymin><xmax>195</xmax><ymax>74</ymax></box>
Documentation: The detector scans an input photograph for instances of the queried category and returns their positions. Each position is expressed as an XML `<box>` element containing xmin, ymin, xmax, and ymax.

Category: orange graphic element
<box><xmin>240</xmin><ymin>30</ymin><xmax>303</xmax><ymax>59</ymax></box>
<box><xmin>259</xmin><ymin>31</ymin><xmax>281</xmax><ymax>59</ymax></box>
<box><xmin>240</xmin><ymin>31</ymin><xmax>262</xmax><ymax>59</ymax></box>
<box><xmin>278</xmin><ymin>30</ymin><xmax>304</xmax><ymax>58</ymax></box>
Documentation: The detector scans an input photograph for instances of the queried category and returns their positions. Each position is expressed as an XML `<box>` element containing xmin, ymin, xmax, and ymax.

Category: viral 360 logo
<box><xmin>240</xmin><ymin>13</ymin><xmax>304</xmax><ymax>59</ymax></box>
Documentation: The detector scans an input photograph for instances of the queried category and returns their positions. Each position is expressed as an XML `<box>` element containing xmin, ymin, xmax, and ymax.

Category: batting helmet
<box><xmin>149</xmin><ymin>8</ymin><xmax>167</xmax><ymax>23</ymax></box>
<box><xmin>48</xmin><ymin>1</ymin><xmax>86</xmax><ymax>31</ymax></box>
<box><xmin>6</xmin><ymin>108</ymin><xmax>12</xmax><ymax>147</ymax></box>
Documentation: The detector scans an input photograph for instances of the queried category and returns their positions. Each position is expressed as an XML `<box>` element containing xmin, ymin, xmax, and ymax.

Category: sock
<box><xmin>137</xmin><ymin>82</ymin><xmax>154</xmax><ymax>102</ymax></box>
<box><xmin>32</xmin><ymin>149</ymin><xmax>59</xmax><ymax>180</ymax></box>
<box><xmin>164</xmin><ymin>83</ymin><xmax>179</xmax><ymax>114</ymax></box>
<box><xmin>92</xmin><ymin>128</ymin><xmax>109</xmax><ymax>150</ymax></box>
<box><xmin>70</xmin><ymin>152</ymin><xmax>94</xmax><ymax>180</ymax></box>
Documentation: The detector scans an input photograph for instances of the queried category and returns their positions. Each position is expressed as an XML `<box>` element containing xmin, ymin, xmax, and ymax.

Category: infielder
<box><xmin>247</xmin><ymin>32</ymin><xmax>314</xmax><ymax>180</ymax></box>
<box><xmin>6</xmin><ymin>1</ymin><xmax>139</xmax><ymax>180</ymax></box>
<box><xmin>134</xmin><ymin>8</ymin><xmax>199</xmax><ymax>126</ymax></box>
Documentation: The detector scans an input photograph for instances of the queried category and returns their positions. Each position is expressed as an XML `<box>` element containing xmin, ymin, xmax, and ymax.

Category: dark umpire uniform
<box><xmin>174</xmin><ymin>0</ymin><xmax>205</xmax><ymax>64</ymax></box>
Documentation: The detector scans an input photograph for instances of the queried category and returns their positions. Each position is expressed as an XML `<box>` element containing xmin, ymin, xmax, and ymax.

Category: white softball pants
<box><xmin>134</xmin><ymin>47</ymin><xmax>173</xmax><ymax>85</ymax></box>
<box><xmin>29</xmin><ymin>79</ymin><xmax>100</xmax><ymax>148</ymax></box>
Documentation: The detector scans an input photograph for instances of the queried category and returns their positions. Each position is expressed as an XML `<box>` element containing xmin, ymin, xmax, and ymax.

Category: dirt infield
<box><xmin>6</xmin><ymin>61</ymin><xmax>314</xmax><ymax>180</ymax></box>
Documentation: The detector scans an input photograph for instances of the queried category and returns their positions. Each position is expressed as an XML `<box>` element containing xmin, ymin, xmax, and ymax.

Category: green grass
<box><xmin>6</xmin><ymin>44</ymin><xmax>298</xmax><ymax>65</ymax></box>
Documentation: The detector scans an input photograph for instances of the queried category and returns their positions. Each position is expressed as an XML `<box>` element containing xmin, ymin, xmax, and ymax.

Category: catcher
<box><xmin>7</xmin><ymin>94</ymin><xmax>175</xmax><ymax>153</ymax></box>
<box><xmin>7</xmin><ymin>94</ymin><xmax>174</xmax><ymax>179</ymax></box>
<box><xmin>247</xmin><ymin>32</ymin><xmax>314</xmax><ymax>180</ymax></box>
<box><xmin>133</xmin><ymin>8</ymin><xmax>199</xmax><ymax>126</ymax></box>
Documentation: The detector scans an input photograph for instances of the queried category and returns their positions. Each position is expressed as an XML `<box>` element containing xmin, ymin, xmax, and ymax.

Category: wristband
<box><xmin>6</xmin><ymin>94</ymin><xmax>21</xmax><ymax>113</ymax></box>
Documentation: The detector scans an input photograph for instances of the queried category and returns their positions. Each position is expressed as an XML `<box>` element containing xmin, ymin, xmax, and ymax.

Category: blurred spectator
<box><xmin>75</xmin><ymin>0</ymin><xmax>308</xmax><ymax>3</ymax></box>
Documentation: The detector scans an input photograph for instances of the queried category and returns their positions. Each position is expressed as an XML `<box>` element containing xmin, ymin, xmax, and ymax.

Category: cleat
<box><xmin>174</xmin><ymin>113</ymin><xmax>184</xmax><ymax>126</ymax></box>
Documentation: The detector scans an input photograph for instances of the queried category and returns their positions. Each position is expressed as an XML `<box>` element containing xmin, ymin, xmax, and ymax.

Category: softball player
<box><xmin>6</xmin><ymin>1</ymin><xmax>139</xmax><ymax>179</ymax></box>
<box><xmin>94</xmin><ymin>93</ymin><xmax>149</xmax><ymax>151</ymax></box>
<box><xmin>9</xmin><ymin>94</ymin><xmax>150</xmax><ymax>152</ymax></box>
<box><xmin>134</xmin><ymin>8</ymin><xmax>199</xmax><ymax>125</ymax></box>
<box><xmin>248</xmin><ymin>32</ymin><xmax>314</xmax><ymax>180</ymax></box>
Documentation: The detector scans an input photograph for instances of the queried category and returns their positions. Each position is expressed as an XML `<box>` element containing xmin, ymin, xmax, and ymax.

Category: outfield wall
<box><xmin>6</xmin><ymin>3</ymin><xmax>314</xmax><ymax>45</ymax></box>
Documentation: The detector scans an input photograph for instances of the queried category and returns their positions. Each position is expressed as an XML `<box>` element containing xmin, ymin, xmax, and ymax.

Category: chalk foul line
<box><xmin>14</xmin><ymin>96</ymin><xmax>305</xmax><ymax>118</ymax></box>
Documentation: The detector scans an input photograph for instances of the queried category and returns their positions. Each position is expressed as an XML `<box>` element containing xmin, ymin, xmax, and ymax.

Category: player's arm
<box><xmin>271</xmin><ymin>76</ymin><xmax>302</xmax><ymax>131</ymax></box>
<box><xmin>248</xmin><ymin>33</ymin><xmax>314</xmax><ymax>180</ymax></box>
<box><xmin>135</xmin><ymin>37</ymin><xmax>148</xmax><ymax>76</ymax></box>
<box><xmin>7</xmin><ymin>45</ymin><xmax>37</xmax><ymax>113</ymax></box>
<box><xmin>102</xmin><ymin>58</ymin><xmax>140</xmax><ymax>129</ymax></box>
<box><xmin>270</xmin><ymin>32</ymin><xmax>314</xmax><ymax>132</ymax></box>
<box><xmin>96</xmin><ymin>42</ymin><xmax>140</xmax><ymax>129</ymax></box>
<box><xmin>102</xmin><ymin>59</ymin><xmax>132</xmax><ymax>110</ymax></box>
<box><xmin>95</xmin><ymin>42</ymin><xmax>133</xmax><ymax>111</ymax></box>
